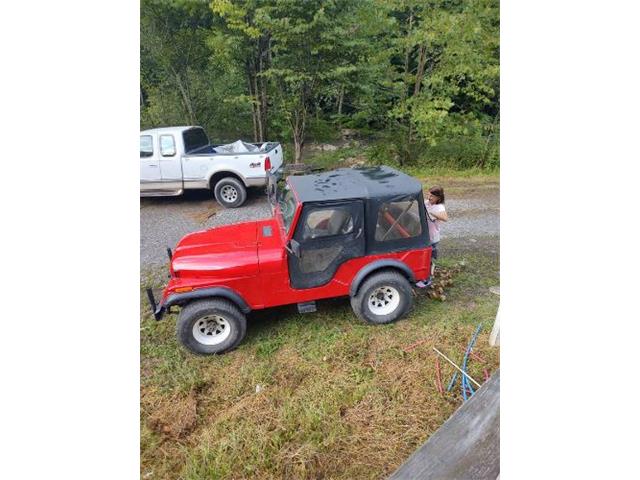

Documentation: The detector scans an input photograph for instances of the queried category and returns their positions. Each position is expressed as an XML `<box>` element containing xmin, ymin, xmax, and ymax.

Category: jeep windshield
<box><xmin>277</xmin><ymin>184</ymin><xmax>298</xmax><ymax>236</ymax></box>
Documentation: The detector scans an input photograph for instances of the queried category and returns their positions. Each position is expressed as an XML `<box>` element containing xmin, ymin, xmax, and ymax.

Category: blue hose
<box><xmin>444</xmin><ymin>324</ymin><xmax>483</xmax><ymax>399</ymax></box>
<box><xmin>447</xmin><ymin>371</ymin><xmax>458</xmax><ymax>392</ymax></box>
<box><xmin>461</xmin><ymin>324</ymin><xmax>482</xmax><ymax>401</ymax></box>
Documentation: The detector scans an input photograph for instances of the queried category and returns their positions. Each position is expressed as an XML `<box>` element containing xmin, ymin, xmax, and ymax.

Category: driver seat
<box><xmin>327</xmin><ymin>209</ymin><xmax>352</xmax><ymax>235</ymax></box>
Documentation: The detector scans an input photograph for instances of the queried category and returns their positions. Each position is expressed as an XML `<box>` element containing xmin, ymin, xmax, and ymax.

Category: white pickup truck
<box><xmin>140</xmin><ymin>126</ymin><xmax>283</xmax><ymax>208</ymax></box>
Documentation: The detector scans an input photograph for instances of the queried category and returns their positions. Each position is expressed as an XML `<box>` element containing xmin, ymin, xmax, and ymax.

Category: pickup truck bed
<box><xmin>140</xmin><ymin>126</ymin><xmax>283</xmax><ymax>208</ymax></box>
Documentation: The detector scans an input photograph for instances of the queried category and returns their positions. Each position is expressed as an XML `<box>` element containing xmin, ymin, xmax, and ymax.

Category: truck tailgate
<box><xmin>268</xmin><ymin>144</ymin><xmax>284</xmax><ymax>172</ymax></box>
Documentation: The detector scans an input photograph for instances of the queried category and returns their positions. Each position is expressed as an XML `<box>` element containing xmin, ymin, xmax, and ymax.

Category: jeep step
<box><xmin>297</xmin><ymin>301</ymin><xmax>317</xmax><ymax>313</ymax></box>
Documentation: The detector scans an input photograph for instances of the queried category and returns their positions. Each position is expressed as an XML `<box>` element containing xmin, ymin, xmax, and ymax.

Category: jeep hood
<box><xmin>171</xmin><ymin>221</ymin><xmax>259</xmax><ymax>278</ymax></box>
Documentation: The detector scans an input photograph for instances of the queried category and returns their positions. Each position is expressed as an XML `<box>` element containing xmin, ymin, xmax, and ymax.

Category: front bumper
<box><xmin>146</xmin><ymin>288</ymin><xmax>165</xmax><ymax>321</ymax></box>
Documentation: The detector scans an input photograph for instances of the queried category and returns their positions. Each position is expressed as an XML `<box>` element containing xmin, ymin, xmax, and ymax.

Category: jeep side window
<box><xmin>303</xmin><ymin>208</ymin><xmax>353</xmax><ymax>240</ymax></box>
<box><xmin>160</xmin><ymin>135</ymin><xmax>176</xmax><ymax>157</ymax></box>
<box><xmin>375</xmin><ymin>199</ymin><xmax>422</xmax><ymax>241</ymax></box>
<box><xmin>140</xmin><ymin>135</ymin><xmax>153</xmax><ymax>158</ymax></box>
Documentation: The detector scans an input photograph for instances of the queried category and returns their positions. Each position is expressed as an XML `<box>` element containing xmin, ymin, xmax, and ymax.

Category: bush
<box><xmin>367</xmin><ymin>129</ymin><xmax>499</xmax><ymax>171</ymax></box>
<box><xmin>367</xmin><ymin>140</ymin><xmax>400</xmax><ymax>166</ymax></box>
<box><xmin>421</xmin><ymin>136</ymin><xmax>484</xmax><ymax>169</ymax></box>
<box><xmin>306</xmin><ymin>117</ymin><xmax>341</xmax><ymax>143</ymax></box>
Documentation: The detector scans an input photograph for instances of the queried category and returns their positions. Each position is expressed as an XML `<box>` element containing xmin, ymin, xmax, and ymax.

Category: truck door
<box><xmin>158</xmin><ymin>134</ymin><xmax>183</xmax><ymax>190</ymax></box>
<box><xmin>288</xmin><ymin>200</ymin><xmax>365</xmax><ymax>289</ymax></box>
<box><xmin>140</xmin><ymin>134</ymin><xmax>161</xmax><ymax>188</ymax></box>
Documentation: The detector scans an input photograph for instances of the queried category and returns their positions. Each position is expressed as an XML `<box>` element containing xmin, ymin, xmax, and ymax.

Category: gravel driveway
<box><xmin>140</xmin><ymin>179</ymin><xmax>499</xmax><ymax>269</ymax></box>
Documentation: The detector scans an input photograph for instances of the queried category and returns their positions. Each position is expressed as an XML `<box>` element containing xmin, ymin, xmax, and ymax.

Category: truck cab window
<box><xmin>182</xmin><ymin>127</ymin><xmax>210</xmax><ymax>153</ymax></box>
<box><xmin>160</xmin><ymin>135</ymin><xmax>176</xmax><ymax>157</ymax></box>
<box><xmin>140</xmin><ymin>135</ymin><xmax>153</xmax><ymax>158</ymax></box>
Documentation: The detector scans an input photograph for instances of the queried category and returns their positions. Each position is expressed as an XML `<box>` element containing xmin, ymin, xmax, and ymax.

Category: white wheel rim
<box><xmin>220</xmin><ymin>185</ymin><xmax>238</xmax><ymax>203</ymax></box>
<box><xmin>192</xmin><ymin>315</ymin><xmax>231</xmax><ymax>345</ymax></box>
<box><xmin>368</xmin><ymin>286</ymin><xmax>401</xmax><ymax>316</ymax></box>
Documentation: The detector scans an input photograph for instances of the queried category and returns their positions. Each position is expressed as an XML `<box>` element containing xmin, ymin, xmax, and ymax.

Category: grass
<box><xmin>140</xmin><ymin>248</ymin><xmax>500</xmax><ymax>479</ymax></box>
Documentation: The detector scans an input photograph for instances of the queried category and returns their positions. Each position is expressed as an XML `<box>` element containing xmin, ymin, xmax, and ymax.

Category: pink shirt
<box><xmin>426</xmin><ymin>203</ymin><xmax>446</xmax><ymax>243</ymax></box>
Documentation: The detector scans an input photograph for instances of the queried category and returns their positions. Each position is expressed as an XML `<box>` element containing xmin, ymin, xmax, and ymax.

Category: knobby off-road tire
<box><xmin>176</xmin><ymin>299</ymin><xmax>247</xmax><ymax>355</ymax></box>
<box><xmin>350</xmin><ymin>270</ymin><xmax>413</xmax><ymax>325</ymax></box>
<box><xmin>214</xmin><ymin>177</ymin><xmax>247</xmax><ymax>208</ymax></box>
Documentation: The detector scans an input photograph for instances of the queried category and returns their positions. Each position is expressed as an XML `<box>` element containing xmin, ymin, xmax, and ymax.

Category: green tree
<box><xmin>210</xmin><ymin>0</ymin><xmax>273</xmax><ymax>141</ymax></box>
<box><xmin>140</xmin><ymin>0</ymin><xmax>499</xmax><ymax>169</ymax></box>
<box><xmin>260</xmin><ymin>0</ymin><xmax>394</xmax><ymax>161</ymax></box>
<box><xmin>385</xmin><ymin>0</ymin><xmax>499</xmax><ymax>165</ymax></box>
<box><xmin>141</xmin><ymin>0</ymin><xmax>212</xmax><ymax>125</ymax></box>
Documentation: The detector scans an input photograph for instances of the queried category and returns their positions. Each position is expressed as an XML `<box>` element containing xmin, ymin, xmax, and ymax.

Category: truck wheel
<box><xmin>350</xmin><ymin>271</ymin><xmax>413</xmax><ymax>325</ymax></box>
<box><xmin>176</xmin><ymin>299</ymin><xmax>247</xmax><ymax>355</ymax></box>
<box><xmin>214</xmin><ymin>177</ymin><xmax>247</xmax><ymax>208</ymax></box>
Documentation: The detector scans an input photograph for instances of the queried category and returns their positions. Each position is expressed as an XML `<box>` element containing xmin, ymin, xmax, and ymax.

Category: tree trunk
<box><xmin>400</xmin><ymin>9</ymin><xmax>414</xmax><ymax>166</ymax></box>
<box><xmin>337</xmin><ymin>85</ymin><xmax>344</xmax><ymax>116</ymax></box>
<box><xmin>293</xmin><ymin>120</ymin><xmax>305</xmax><ymax>163</ymax></box>
<box><xmin>293</xmin><ymin>138</ymin><xmax>303</xmax><ymax>163</ymax></box>
<box><xmin>291</xmin><ymin>104</ymin><xmax>307</xmax><ymax>163</ymax></box>
<box><xmin>246</xmin><ymin>50</ymin><xmax>267</xmax><ymax>143</ymax></box>
<box><xmin>259</xmin><ymin>80</ymin><xmax>268</xmax><ymax>141</ymax></box>
<box><xmin>172</xmin><ymin>68</ymin><xmax>196</xmax><ymax>124</ymax></box>
<box><xmin>258</xmin><ymin>34</ymin><xmax>270</xmax><ymax>141</ymax></box>
<box><xmin>246</xmin><ymin>65</ymin><xmax>258</xmax><ymax>142</ymax></box>
<box><xmin>414</xmin><ymin>44</ymin><xmax>427</xmax><ymax>96</ymax></box>
<box><xmin>403</xmin><ymin>10</ymin><xmax>414</xmax><ymax>100</ymax></box>
<box><xmin>175</xmin><ymin>82</ymin><xmax>191</xmax><ymax>124</ymax></box>
<box><xmin>253</xmin><ymin>73</ymin><xmax>263</xmax><ymax>142</ymax></box>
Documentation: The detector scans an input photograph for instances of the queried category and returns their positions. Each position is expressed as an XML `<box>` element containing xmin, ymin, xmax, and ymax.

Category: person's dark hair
<box><xmin>429</xmin><ymin>186</ymin><xmax>445</xmax><ymax>204</ymax></box>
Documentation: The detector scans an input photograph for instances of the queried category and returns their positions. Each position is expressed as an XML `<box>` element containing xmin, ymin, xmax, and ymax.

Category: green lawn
<box><xmin>140</xmin><ymin>249</ymin><xmax>500</xmax><ymax>479</ymax></box>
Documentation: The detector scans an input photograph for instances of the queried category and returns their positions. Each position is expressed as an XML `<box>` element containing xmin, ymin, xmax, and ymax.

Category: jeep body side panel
<box><xmin>160</xmin><ymin>215</ymin><xmax>430</xmax><ymax>312</ymax></box>
<box><xmin>255</xmin><ymin>244</ymin><xmax>431</xmax><ymax>309</ymax></box>
<box><xmin>162</xmin><ymin>248</ymin><xmax>430</xmax><ymax>312</ymax></box>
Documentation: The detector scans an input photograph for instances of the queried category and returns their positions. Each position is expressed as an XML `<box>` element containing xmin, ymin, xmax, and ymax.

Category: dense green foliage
<box><xmin>141</xmin><ymin>0</ymin><xmax>499</xmax><ymax>168</ymax></box>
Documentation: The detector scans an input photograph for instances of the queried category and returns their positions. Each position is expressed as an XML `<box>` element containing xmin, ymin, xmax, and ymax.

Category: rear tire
<box><xmin>350</xmin><ymin>271</ymin><xmax>413</xmax><ymax>325</ymax></box>
<box><xmin>214</xmin><ymin>177</ymin><xmax>247</xmax><ymax>208</ymax></box>
<box><xmin>176</xmin><ymin>299</ymin><xmax>247</xmax><ymax>355</ymax></box>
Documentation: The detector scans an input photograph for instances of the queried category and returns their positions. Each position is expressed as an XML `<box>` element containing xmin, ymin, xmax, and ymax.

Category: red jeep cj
<box><xmin>147</xmin><ymin>166</ymin><xmax>433</xmax><ymax>355</ymax></box>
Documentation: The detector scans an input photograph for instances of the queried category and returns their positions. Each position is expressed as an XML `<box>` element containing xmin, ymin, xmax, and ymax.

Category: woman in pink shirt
<box><xmin>425</xmin><ymin>186</ymin><xmax>448</xmax><ymax>275</ymax></box>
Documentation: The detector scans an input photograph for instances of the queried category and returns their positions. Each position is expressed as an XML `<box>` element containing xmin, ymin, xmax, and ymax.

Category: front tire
<box><xmin>176</xmin><ymin>299</ymin><xmax>247</xmax><ymax>355</ymax></box>
<box><xmin>350</xmin><ymin>271</ymin><xmax>413</xmax><ymax>325</ymax></box>
<box><xmin>214</xmin><ymin>177</ymin><xmax>247</xmax><ymax>208</ymax></box>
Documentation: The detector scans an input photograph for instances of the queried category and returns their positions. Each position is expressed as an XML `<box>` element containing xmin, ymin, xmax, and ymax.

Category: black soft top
<box><xmin>288</xmin><ymin>166</ymin><xmax>422</xmax><ymax>203</ymax></box>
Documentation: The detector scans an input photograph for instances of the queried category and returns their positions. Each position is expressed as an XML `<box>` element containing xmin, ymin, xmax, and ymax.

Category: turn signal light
<box><xmin>174</xmin><ymin>286</ymin><xmax>194</xmax><ymax>293</ymax></box>
<box><xmin>264</xmin><ymin>156</ymin><xmax>272</xmax><ymax>171</ymax></box>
